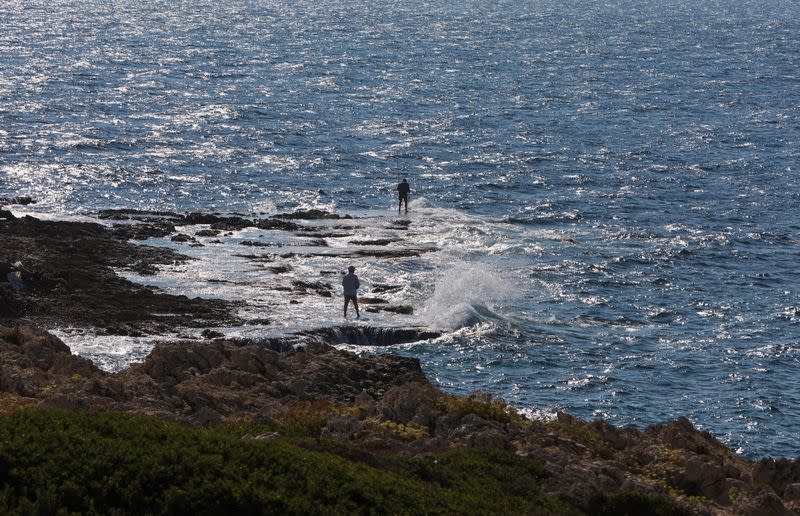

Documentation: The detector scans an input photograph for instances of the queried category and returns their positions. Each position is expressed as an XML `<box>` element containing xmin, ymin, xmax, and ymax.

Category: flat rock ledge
<box><xmin>0</xmin><ymin>215</ymin><xmax>240</xmax><ymax>334</ymax></box>
<box><xmin>2</xmin><ymin>322</ymin><xmax>800</xmax><ymax>514</ymax></box>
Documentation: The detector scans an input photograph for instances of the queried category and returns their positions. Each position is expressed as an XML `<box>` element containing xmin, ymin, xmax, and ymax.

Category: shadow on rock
<box><xmin>300</xmin><ymin>326</ymin><xmax>441</xmax><ymax>346</ymax></box>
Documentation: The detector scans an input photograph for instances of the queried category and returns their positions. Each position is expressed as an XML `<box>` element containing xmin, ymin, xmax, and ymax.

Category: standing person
<box><xmin>397</xmin><ymin>178</ymin><xmax>410</xmax><ymax>214</ymax></box>
<box><xmin>342</xmin><ymin>265</ymin><xmax>360</xmax><ymax>319</ymax></box>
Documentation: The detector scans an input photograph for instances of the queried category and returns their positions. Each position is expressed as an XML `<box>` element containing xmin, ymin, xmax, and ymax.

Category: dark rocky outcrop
<box><xmin>301</xmin><ymin>326</ymin><xmax>441</xmax><ymax>346</ymax></box>
<box><xmin>0</xmin><ymin>322</ymin><xmax>426</xmax><ymax>421</ymax></box>
<box><xmin>0</xmin><ymin>196</ymin><xmax>36</xmax><ymax>206</ymax></box>
<box><xmin>275</xmin><ymin>209</ymin><xmax>351</xmax><ymax>220</ymax></box>
<box><xmin>365</xmin><ymin>305</ymin><xmax>414</xmax><ymax>315</ymax></box>
<box><xmin>98</xmin><ymin>209</ymin><xmax>304</xmax><ymax>233</ymax></box>
<box><xmin>0</xmin><ymin>216</ymin><xmax>239</xmax><ymax>334</ymax></box>
<box><xmin>348</xmin><ymin>238</ymin><xmax>403</xmax><ymax>246</ymax></box>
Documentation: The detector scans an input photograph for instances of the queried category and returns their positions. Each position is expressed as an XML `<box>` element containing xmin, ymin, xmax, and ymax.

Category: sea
<box><xmin>1</xmin><ymin>0</ymin><xmax>799</xmax><ymax>459</ymax></box>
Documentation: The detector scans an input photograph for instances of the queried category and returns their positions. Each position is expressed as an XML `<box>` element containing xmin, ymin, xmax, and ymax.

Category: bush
<box><xmin>0</xmin><ymin>409</ymin><xmax>576</xmax><ymax>515</ymax></box>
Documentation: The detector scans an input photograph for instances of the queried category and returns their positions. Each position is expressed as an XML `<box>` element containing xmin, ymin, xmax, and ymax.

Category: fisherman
<box><xmin>397</xmin><ymin>178</ymin><xmax>410</xmax><ymax>214</ymax></box>
<box><xmin>342</xmin><ymin>265</ymin><xmax>360</xmax><ymax>319</ymax></box>
<box><xmin>0</xmin><ymin>259</ymin><xmax>27</xmax><ymax>292</ymax></box>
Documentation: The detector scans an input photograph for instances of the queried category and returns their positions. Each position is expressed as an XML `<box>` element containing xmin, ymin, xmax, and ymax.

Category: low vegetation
<box><xmin>0</xmin><ymin>408</ymin><xmax>576</xmax><ymax>515</ymax></box>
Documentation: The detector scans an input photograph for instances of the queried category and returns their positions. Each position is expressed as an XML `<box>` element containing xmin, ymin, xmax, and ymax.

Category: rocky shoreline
<box><xmin>2</xmin><ymin>211</ymin><xmax>800</xmax><ymax>514</ymax></box>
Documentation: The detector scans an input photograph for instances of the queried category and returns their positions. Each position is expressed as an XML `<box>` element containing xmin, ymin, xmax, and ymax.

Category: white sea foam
<box><xmin>417</xmin><ymin>262</ymin><xmax>514</xmax><ymax>331</ymax></box>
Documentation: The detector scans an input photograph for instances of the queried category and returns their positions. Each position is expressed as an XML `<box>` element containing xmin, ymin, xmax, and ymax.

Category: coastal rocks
<box><xmin>348</xmin><ymin>238</ymin><xmax>403</xmax><ymax>246</ymax></box>
<box><xmin>275</xmin><ymin>209</ymin><xmax>350</xmax><ymax>220</ymax></box>
<box><xmin>98</xmin><ymin>209</ymin><xmax>305</xmax><ymax>234</ymax></box>
<box><xmin>112</xmin><ymin>223</ymin><xmax>176</xmax><ymax>240</ymax></box>
<box><xmin>0</xmin><ymin>323</ymin><xmax>101</xmax><ymax>398</ymax></box>
<box><xmin>365</xmin><ymin>305</ymin><xmax>414</xmax><ymax>315</ymax></box>
<box><xmin>0</xmin><ymin>196</ymin><xmax>35</xmax><ymax>206</ymax></box>
<box><xmin>752</xmin><ymin>457</ymin><xmax>800</xmax><ymax>497</ymax></box>
<box><xmin>378</xmin><ymin>382</ymin><xmax>440</xmax><ymax>428</ymax></box>
<box><xmin>302</xmin><ymin>326</ymin><xmax>441</xmax><ymax>346</ymax></box>
<box><xmin>0</xmin><ymin>216</ymin><xmax>240</xmax><ymax>333</ymax></box>
<box><xmin>0</xmin><ymin>322</ymin><xmax>427</xmax><ymax>422</ymax></box>
<box><xmin>291</xmin><ymin>280</ymin><xmax>333</xmax><ymax>297</ymax></box>
<box><xmin>0</xmin><ymin>286</ymin><xmax>24</xmax><ymax>318</ymax></box>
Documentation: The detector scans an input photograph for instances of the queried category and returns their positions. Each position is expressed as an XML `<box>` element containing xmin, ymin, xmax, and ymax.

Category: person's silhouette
<box><xmin>397</xmin><ymin>178</ymin><xmax>410</xmax><ymax>214</ymax></box>
<box><xmin>342</xmin><ymin>265</ymin><xmax>360</xmax><ymax>319</ymax></box>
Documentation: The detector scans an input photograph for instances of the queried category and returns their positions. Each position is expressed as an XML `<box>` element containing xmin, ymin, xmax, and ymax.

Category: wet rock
<box><xmin>296</xmin><ymin>231</ymin><xmax>352</xmax><ymax>238</ymax></box>
<box><xmin>275</xmin><ymin>209</ymin><xmax>350</xmax><ymax>220</ymax></box>
<box><xmin>0</xmin><ymin>196</ymin><xmax>35</xmax><ymax>206</ymax></box>
<box><xmin>292</xmin><ymin>280</ymin><xmax>333</xmax><ymax>297</ymax></box>
<box><xmin>0</xmin><ymin>216</ymin><xmax>239</xmax><ymax>333</ymax></box>
<box><xmin>98</xmin><ymin>209</ymin><xmax>182</xmax><ymax>221</ymax></box>
<box><xmin>184</xmin><ymin>212</ymin><xmax>224</xmax><ymax>225</ymax></box>
<box><xmin>371</xmin><ymin>284</ymin><xmax>403</xmax><ymax>293</ymax></box>
<box><xmin>304</xmin><ymin>326</ymin><xmax>440</xmax><ymax>346</ymax></box>
<box><xmin>365</xmin><ymin>305</ymin><xmax>414</xmax><ymax>315</ymax></box>
<box><xmin>349</xmin><ymin>238</ymin><xmax>402</xmax><ymax>246</ymax></box>
<box><xmin>195</xmin><ymin>229</ymin><xmax>221</xmax><ymax>237</ymax></box>
<box><xmin>353</xmin><ymin>248</ymin><xmax>430</xmax><ymax>258</ymax></box>
<box><xmin>254</xmin><ymin>219</ymin><xmax>303</xmax><ymax>231</ymax></box>
<box><xmin>358</xmin><ymin>297</ymin><xmax>388</xmax><ymax>304</ymax></box>
<box><xmin>171</xmin><ymin>233</ymin><xmax>194</xmax><ymax>243</ymax></box>
<box><xmin>388</xmin><ymin>220</ymin><xmax>411</xmax><ymax>230</ymax></box>
<box><xmin>268</xmin><ymin>265</ymin><xmax>291</xmax><ymax>274</ymax></box>
<box><xmin>0</xmin><ymin>209</ymin><xmax>16</xmax><ymax>220</ymax></box>
<box><xmin>201</xmin><ymin>329</ymin><xmax>225</xmax><ymax>339</ymax></box>
<box><xmin>113</xmin><ymin>223</ymin><xmax>176</xmax><ymax>240</ymax></box>
<box><xmin>240</xmin><ymin>240</ymin><xmax>271</xmax><ymax>247</ymax></box>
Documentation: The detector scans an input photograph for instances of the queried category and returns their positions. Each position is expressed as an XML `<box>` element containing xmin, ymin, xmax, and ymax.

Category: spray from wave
<box><xmin>417</xmin><ymin>262</ymin><xmax>514</xmax><ymax>331</ymax></box>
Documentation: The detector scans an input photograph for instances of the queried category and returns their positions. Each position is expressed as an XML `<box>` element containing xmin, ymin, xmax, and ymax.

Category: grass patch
<box><xmin>0</xmin><ymin>408</ymin><xmax>578</xmax><ymax>515</ymax></box>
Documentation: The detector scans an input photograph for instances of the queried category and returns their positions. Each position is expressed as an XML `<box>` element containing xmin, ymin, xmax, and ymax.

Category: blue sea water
<box><xmin>2</xmin><ymin>0</ymin><xmax>800</xmax><ymax>458</ymax></box>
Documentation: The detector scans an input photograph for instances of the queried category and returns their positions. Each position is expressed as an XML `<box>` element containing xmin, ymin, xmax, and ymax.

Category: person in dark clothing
<box><xmin>342</xmin><ymin>265</ymin><xmax>360</xmax><ymax>319</ymax></box>
<box><xmin>397</xmin><ymin>178</ymin><xmax>410</xmax><ymax>214</ymax></box>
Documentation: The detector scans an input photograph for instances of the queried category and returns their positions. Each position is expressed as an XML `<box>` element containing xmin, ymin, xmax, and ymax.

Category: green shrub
<box><xmin>0</xmin><ymin>409</ymin><xmax>577</xmax><ymax>515</ymax></box>
<box><xmin>363</xmin><ymin>417</ymin><xmax>430</xmax><ymax>441</ymax></box>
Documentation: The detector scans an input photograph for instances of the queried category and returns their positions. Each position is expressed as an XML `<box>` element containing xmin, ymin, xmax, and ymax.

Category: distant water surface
<box><xmin>2</xmin><ymin>0</ymin><xmax>800</xmax><ymax>458</ymax></box>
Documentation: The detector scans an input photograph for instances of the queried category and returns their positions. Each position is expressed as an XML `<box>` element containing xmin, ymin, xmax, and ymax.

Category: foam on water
<box><xmin>417</xmin><ymin>262</ymin><xmax>514</xmax><ymax>331</ymax></box>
